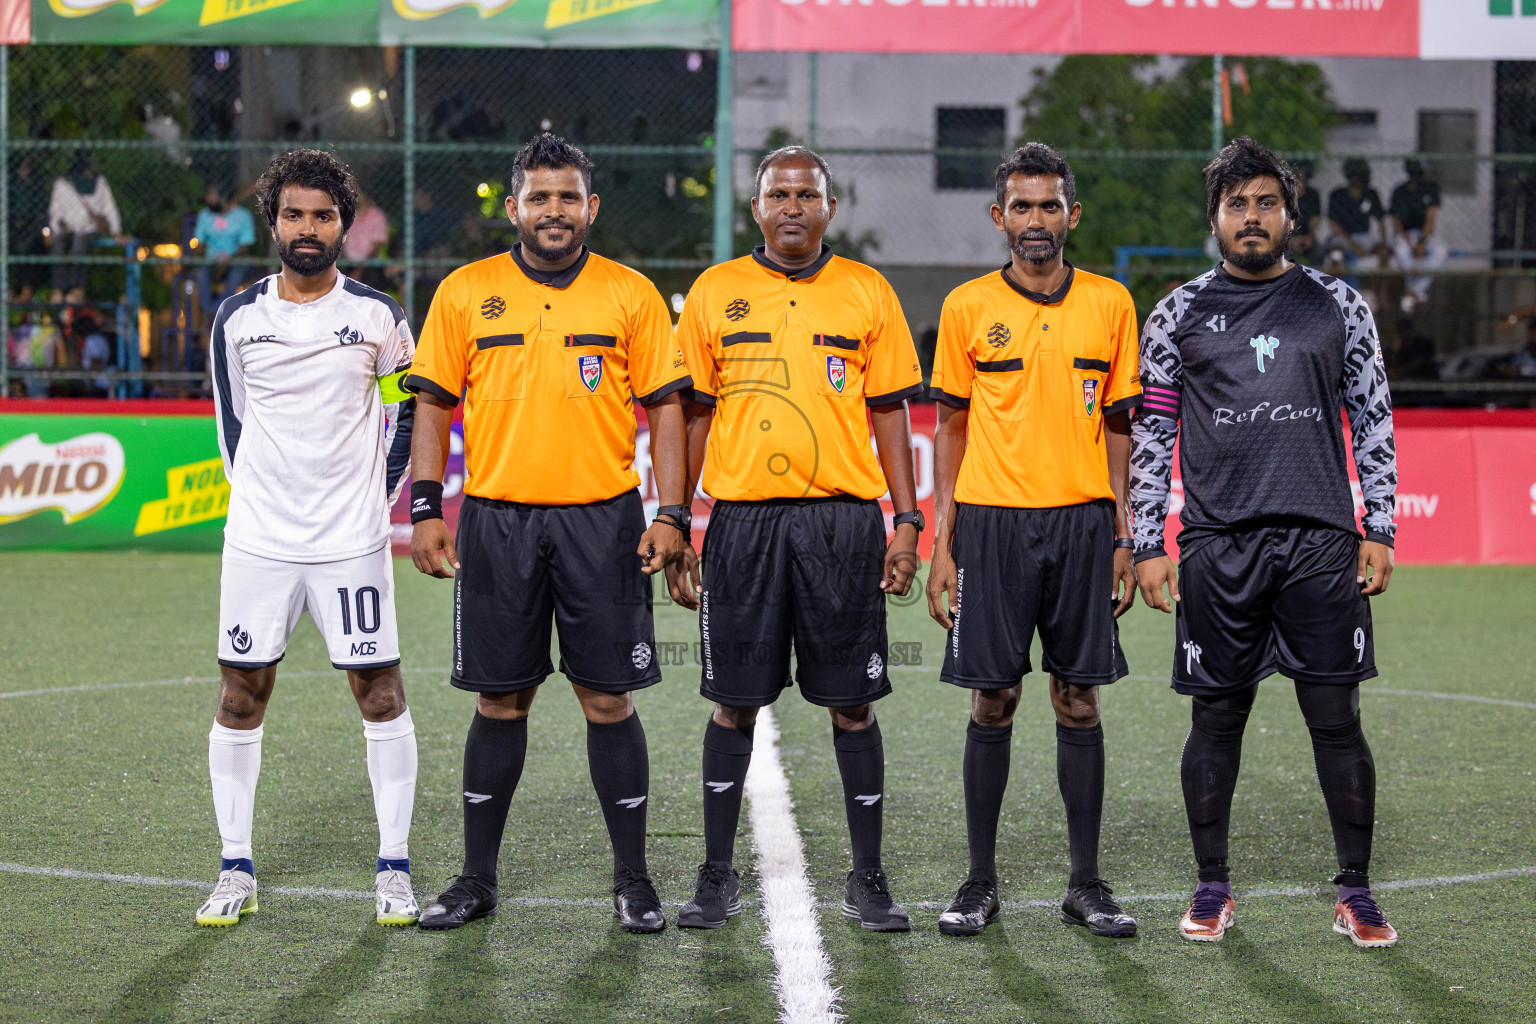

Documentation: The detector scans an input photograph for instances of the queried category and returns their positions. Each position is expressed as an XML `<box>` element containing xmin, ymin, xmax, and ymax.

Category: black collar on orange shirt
<box><xmin>511</xmin><ymin>243</ymin><xmax>591</xmax><ymax>289</ymax></box>
<box><xmin>1000</xmin><ymin>260</ymin><xmax>1075</xmax><ymax>305</ymax></box>
<box><xmin>751</xmin><ymin>243</ymin><xmax>835</xmax><ymax>280</ymax></box>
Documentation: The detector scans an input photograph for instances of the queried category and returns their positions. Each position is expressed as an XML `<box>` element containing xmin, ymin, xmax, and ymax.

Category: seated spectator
<box><xmin>1500</xmin><ymin>318</ymin><xmax>1536</xmax><ymax>378</ymax></box>
<box><xmin>193</xmin><ymin>184</ymin><xmax>256</xmax><ymax>326</ymax></box>
<box><xmin>76</xmin><ymin>312</ymin><xmax>114</xmax><ymax>396</ymax></box>
<box><xmin>47</xmin><ymin>151</ymin><xmax>123</xmax><ymax>303</ymax></box>
<box><xmin>1291</xmin><ymin>159</ymin><xmax>1323</xmax><ymax>264</ymax></box>
<box><xmin>9</xmin><ymin>311</ymin><xmax>65</xmax><ymax>398</ymax></box>
<box><xmin>343</xmin><ymin>191</ymin><xmax>392</xmax><ymax>292</ymax></box>
<box><xmin>1389</xmin><ymin>159</ymin><xmax>1447</xmax><ymax>314</ymax></box>
<box><xmin>1326</xmin><ymin>159</ymin><xmax>1389</xmax><ymax>272</ymax></box>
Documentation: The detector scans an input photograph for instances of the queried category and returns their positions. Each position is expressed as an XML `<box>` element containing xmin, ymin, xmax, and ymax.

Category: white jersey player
<box><xmin>197</xmin><ymin>150</ymin><xmax>420</xmax><ymax>928</ymax></box>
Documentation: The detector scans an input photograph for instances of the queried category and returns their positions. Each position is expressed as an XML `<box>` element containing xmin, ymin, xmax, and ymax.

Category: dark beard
<box><xmin>1007</xmin><ymin>226</ymin><xmax>1066</xmax><ymax>266</ymax></box>
<box><xmin>277</xmin><ymin>234</ymin><xmax>342</xmax><ymax>277</ymax></box>
<box><xmin>521</xmin><ymin>217</ymin><xmax>589</xmax><ymax>263</ymax></box>
<box><xmin>1218</xmin><ymin>227</ymin><xmax>1290</xmax><ymax>274</ymax></box>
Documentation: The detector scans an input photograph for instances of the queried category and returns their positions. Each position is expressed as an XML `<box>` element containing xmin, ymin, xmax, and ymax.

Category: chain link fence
<box><xmin>4</xmin><ymin>46</ymin><xmax>1535</xmax><ymax>405</ymax></box>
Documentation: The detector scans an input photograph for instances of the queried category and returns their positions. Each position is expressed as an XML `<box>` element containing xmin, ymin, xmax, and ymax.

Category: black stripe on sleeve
<box><xmin>1102</xmin><ymin>392</ymin><xmax>1143</xmax><ymax>417</ymax></box>
<box><xmin>385</xmin><ymin>398</ymin><xmax>415</xmax><ymax>496</ymax></box>
<box><xmin>476</xmin><ymin>333</ymin><xmax>525</xmax><ymax>350</ymax></box>
<box><xmin>637</xmin><ymin>376</ymin><xmax>693</xmax><ymax>407</ymax></box>
<box><xmin>722</xmin><ymin>331</ymin><xmax>771</xmax><ymax>347</ymax></box>
<box><xmin>1073</xmin><ymin>357</ymin><xmax>1111</xmax><ymax>372</ymax></box>
<box><xmin>402</xmin><ymin>374</ymin><xmax>459</xmax><ymax>407</ymax></box>
<box><xmin>976</xmin><ymin>358</ymin><xmax>1022</xmax><ymax>373</ymax></box>
<box><xmin>929</xmin><ymin>387</ymin><xmax>971</xmax><ymax>409</ymax></box>
<box><xmin>865</xmin><ymin>382</ymin><xmax>925</xmax><ymax>408</ymax></box>
<box><xmin>210</xmin><ymin>313</ymin><xmax>241</xmax><ymax>462</ymax></box>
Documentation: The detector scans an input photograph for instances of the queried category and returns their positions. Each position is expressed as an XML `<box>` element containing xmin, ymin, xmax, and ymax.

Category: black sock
<box><xmin>461</xmin><ymin>712</ymin><xmax>528</xmax><ymax>884</ymax></box>
<box><xmin>1296</xmin><ymin>683</ymin><xmax>1375</xmax><ymax>881</ymax></box>
<box><xmin>963</xmin><ymin>720</ymin><xmax>1012</xmax><ymax>884</ymax></box>
<box><xmin>587</xmin><ymin>712</ymin><xmax>650</xmax><ymax>878</ymax></box>
<box><xmin>1057</xmin><ymin>723</ymin><xmax>1105</xmax><ymax>889</ymax></box>
<box><xmin>834</xmin><ymin>720</ymin><xmax>885</xmax><ymax>872</ymax></box>
<box><xmin>702</xmin><ymin>718</ymin><xmax>753</xmax><ymax>866</ymax></box>
<box><xmin>1182</xmin><ymin>689</ymin><xmax>1256</xmax><ymax>883</ymax></box>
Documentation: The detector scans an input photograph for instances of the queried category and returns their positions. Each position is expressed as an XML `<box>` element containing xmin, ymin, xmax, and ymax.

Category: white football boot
<box><xmin>376</xmin><ymin>867</ymin><xmax>420</xmax><ymax>926</ymax></box>
<box><xmin>195</xmin><ymin>868</ymin><xmax>258</xmax><ymax>927</ymax></box>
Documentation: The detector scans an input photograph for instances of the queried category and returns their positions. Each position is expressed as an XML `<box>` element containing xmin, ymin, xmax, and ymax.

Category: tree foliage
<box><xmin>1016</xmin><ymin>55</ymin><xmax>1339</xmax><ymax>300</ymax></box>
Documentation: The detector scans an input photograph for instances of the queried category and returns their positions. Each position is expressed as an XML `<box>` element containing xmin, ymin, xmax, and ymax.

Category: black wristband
<box><xmin>1113</xmin><ymin>538</ymin><xmax>1135</xmax><ymax>550</ymax></box>
<box><xmin>410</xmin><ymin>480</ymin><xmax>444</xmax><ymax>524</ymax></box>
<box><xmin>654</xmin><ymin>515</ymin><xmax>691</xmax><ymax>542</ymax></box>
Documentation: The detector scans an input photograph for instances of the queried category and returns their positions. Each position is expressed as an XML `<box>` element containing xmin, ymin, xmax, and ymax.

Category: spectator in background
<box><xmin>1499</xmin><ymin>318</ymin><xmax>1536</xmax><ymax>378</ymax></box>
<box><xmin>47</xmin><ymin>151</ymin><xmax>123</xmax><ymax>303</ymax></box>
<box><xmin>193</xmin><ymin>183</ymin><xmax>256</xmax><ymax>325</ymax></box>
<box><xmin>9</xmin><ymin>311</ymin><xmax>65</xmax><ymax>398</ymax></box>
<box><xmin>1388</xmin><ymin>159</ymin><xmax>1447</xmax><ymax>314</ymax></box>
<box><xmin>1326</xmin><ymin>159</ymin><xmax>1389</xmax><ymax>310</ymax></box>
<box><xmin>343</xmin><ymin>191</ymin><xmax>392</xmax><ymax>293</ymax></box>
<box><xmin>1291</xmin><ymin>159</ymin><xmax>1323</xmax><ymax>264</ymax></box>
<box><xmin>76</xmin><ymin>311</ymin><xmax>114</xmax><ymax>396</ymax></box>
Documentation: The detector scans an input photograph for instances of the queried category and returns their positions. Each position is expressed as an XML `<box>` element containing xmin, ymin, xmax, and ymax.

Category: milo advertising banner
<box><xmin>24</xmin><ymin>0</ymin><xmax>719</xmax><ymax>46</ymax></box>
<box><xmin>0</xmin><ymin>402</ymin><xmax>227</xmax><ymax>551</ymax></box>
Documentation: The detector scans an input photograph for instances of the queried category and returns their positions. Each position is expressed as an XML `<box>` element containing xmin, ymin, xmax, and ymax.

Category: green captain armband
<box><xmin>378</xmin><ymin>370</ymin><xmax>412</xmax><ymax>405</ymax></box>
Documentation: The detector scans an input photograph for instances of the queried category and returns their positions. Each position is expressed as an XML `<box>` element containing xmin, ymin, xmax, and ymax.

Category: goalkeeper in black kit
<box><xmin>1131</xmin><ymin>137</ymin><xmax>1400</xmax><ymax>948</ymax></box>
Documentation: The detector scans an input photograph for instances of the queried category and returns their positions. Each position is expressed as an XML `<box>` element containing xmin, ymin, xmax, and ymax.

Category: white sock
<box><xmin>364</xmin><ymin>708</ymin><xmax>417</xmax><ymax>863</ymax></box>
<box><xmin>208</xmin><ymin>721</ymin><xmax>263</xmax><ymax>865</ymax></box>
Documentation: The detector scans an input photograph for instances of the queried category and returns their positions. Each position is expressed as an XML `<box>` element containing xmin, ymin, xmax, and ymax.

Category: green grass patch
<box><xmin>1</xmin><ymin>555</ymin><xmax>1531</xmax><ymax>1022</ymax></box>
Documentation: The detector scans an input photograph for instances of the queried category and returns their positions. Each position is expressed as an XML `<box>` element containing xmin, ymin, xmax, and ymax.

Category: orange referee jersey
<box><xmin>930</xmin><ymin>263</ymin><xmax>1142</xmax><ymax>509</ymax></box>
<box><xmin>404</xmin><ymin>246</ymin><xmax>690</xmax><ymax>505</ymax></box>
<box><xmin>676</xmin><ymin>245</ymin><xmax>924</xmax><ymax>501</ymax></box>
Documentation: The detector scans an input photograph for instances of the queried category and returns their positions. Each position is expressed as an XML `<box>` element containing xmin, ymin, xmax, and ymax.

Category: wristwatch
<box><xmin>654</xmin><ymin>504</ymin><xmax>693</xmax><ymax>538</ymax></box>
<box><xmin>893</xmin><ymin>509</ymin><xmax>925</xmax><ymax>533</ymax></box>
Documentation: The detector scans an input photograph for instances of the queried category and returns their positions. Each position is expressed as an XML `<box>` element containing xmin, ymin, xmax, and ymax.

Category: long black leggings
<box><xmin>1181</xmin><ymin>682</ymin><xmax>1375</xmax><ymax>885</ymax></box>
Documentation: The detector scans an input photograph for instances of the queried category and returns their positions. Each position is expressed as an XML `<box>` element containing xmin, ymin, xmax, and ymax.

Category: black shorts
<box><xmin>451</xmin><ymin>491</ymin><xmax>661</xmax><ymax>695</ymax></box>
<box><xmin>1173</xmin><ymin>522</ymin><xmax>1376</xmax><ymax>696</ymax></box>
<box><xmin>940</xmin><ymin>500</ymin><xmax>1128</xmax><ymax>689</ymax></box>
<box><xmin>698</xmin><ymin>497</ymin><xmax>891</xmax><ymax>708</ymax></box>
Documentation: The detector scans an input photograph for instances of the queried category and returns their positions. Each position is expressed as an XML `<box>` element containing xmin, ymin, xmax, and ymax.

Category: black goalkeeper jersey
<box><xmin>1130</xmin><ymin>264</ymin><xmax>1397</xmax><ymax>561</ymax></box>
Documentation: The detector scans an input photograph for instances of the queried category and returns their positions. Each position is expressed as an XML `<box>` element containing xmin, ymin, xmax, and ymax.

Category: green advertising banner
<box><xmin>31</xmin><ymin>0</ymin><xmax>379</xmax><ymax>45</ymax></box>
<box><xmin>0</xmin><ymin>410</ymin><xmax>226</xmax><ymax>551</ymax></box>
<box><xmin>28</xmin><ymin>0</ymin><xmax>717</xmax><ymax>46</ymax></box>
<box><xmin>378</xmin><ymin>0</ymin><xmax>716</xmax><ymax>49</ymax></box>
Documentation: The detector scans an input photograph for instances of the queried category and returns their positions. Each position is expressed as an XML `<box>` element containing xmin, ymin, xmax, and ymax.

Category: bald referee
<box><xmin>926</xmin><ymin>143</ymin><xmax>1142</xmax><ymax>938</ymax></box>
<box><xmin>404</xmin><ymin>134</ymin><xmax>693</xmax><ymax>933</ymax></box>
<box><xmin>668</xmin><ymin>146</ymin><xmax>925</xmax><ymax>931</ymax></box>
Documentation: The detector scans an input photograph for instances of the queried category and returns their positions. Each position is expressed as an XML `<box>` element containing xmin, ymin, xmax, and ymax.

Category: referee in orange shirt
<box><xmin>926</xmin><ymin>143</ymin><xmax>1142</xmax><ymax>938</ymax></box>
<box><xmin>668</xmin><ymin>146</ymin><xmax>925</xmax><ymax>931</ymax></box>
<box><xmin>403</xmin><ymin>134</ymin><xmax>693</xmax><ymax>933</ymax></box>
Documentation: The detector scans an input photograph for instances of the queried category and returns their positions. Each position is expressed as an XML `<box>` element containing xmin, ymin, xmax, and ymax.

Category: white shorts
<box><xmin>218</xmin><ymin>545</ymin><xmax>401</xmax><ymax>671</ymax></box>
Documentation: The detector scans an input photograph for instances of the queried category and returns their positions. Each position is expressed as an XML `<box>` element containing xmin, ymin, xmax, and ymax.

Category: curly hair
<box><xmin>994</xmin><ymin>142</ymin><xmax>1076</xmax><ymax>209</ymax></box>
<box><xmin>254</xmin><ymin>149</ymin><xmax>359</xmax><ymax>233</ymax></box>
<box><xmin>1204</xmin><ymin>136</ymin><xmax>1300</xmax><ymax>227</ymax></box>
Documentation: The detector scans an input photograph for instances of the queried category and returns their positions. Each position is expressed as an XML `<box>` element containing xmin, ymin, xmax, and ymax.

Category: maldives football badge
<box><xmin>826</xmin><ymin>355</ymin><xmax>847</xmax><ymax>394</ymax></box>
<box><xmin>579</xmin><ymin>354</ymin><xmax>603</xmax><ymax>393</ymax></box>
<box><xmin>1082</xmin><ymin>378</ymin><xmax>1098</xmax><ymax>415</ymax></box>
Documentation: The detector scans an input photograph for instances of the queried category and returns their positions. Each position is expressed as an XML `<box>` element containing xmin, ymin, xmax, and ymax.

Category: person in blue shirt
<box><xmin>194</xmin><ymin>184</ymin><xmax>257</xmax><ymax>327</ymax></box>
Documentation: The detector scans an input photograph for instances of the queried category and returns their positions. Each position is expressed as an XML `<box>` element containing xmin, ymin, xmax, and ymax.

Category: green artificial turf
<box><xmin>1</xmin><ymin>554</ymin><xmax>1532</xmax><ymax>1023</ymax></box>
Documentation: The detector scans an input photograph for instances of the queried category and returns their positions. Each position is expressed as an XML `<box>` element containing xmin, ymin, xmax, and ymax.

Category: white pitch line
<box><xmin>0</xmin><ymin>666</ymin><xmax>454</xmax><ymax>700</ymax></box>
<box><xmin>6</xmin><ymin>860</ymin><xmax>1533</xmax><ymax>915</ymax></box>
<box><xmin>744</xmin><ymin>707</ymin><xmax>842</xmax><ymax>1024</ymax></box>
<box><xmin>1370</xmin><ymin>687</ymin><xmax>1536</xmax><ymax>711</ymax></box>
